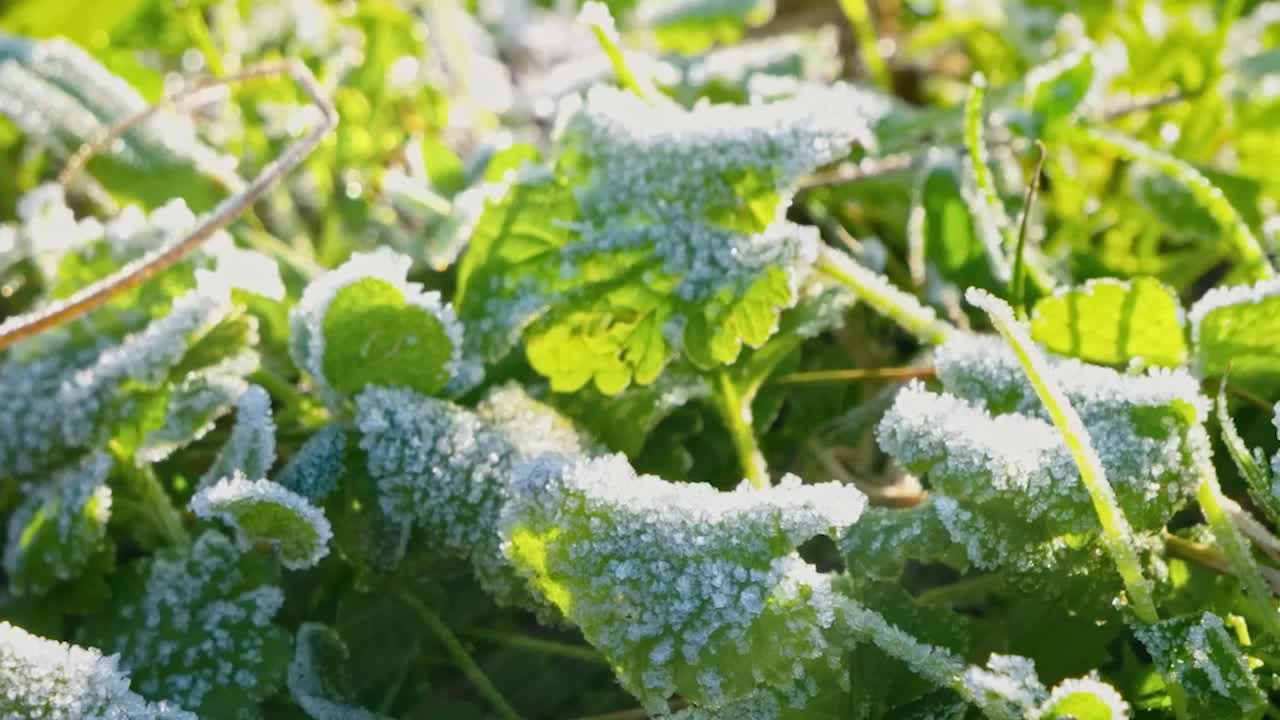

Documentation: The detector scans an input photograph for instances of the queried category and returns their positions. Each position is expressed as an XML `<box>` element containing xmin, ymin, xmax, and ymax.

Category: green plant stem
<box><xmin>964</xmin><ymin>74</ymin><xmax>1013</xmax><ymax>253</ymax></box>
<box><xmin>816</xmin><ymin>251</ymin><xmax>954</xmax><ymax>345</ymax></box>
<box><xmin>916</xmin><ymin>573</ymin><xmax>1006</xmax><ymax>607</ymax></box>
<box><xmin>463</xmin><ymin>628</ymin><xmax>608</xmax><ymax>666</ymax></box>
<box><xmin>184</xmin><ymin>5</ymin><xmax>226</xmax><ymax>78</ymax></box>
<box><xmin>111</xmin><ymin>442</ymin><xmax>189</xmax><ymax>546</ymax></box>
<box><xmin>968</xmin><ymin>290</ymin><xmax>1158</xmax><ymax>622</ymax></box>
<box><xmin>837</xmin><ymin>0</ymin><xmax>892</xmax><ymax>91</ymax></box>
<box><xmin>772</xmin><ymin>366</ymin><xmax>936</xmax><ymax>385</ymax></box>
<box><xmin>399</xmin><ymin>591</ymin><xmax>523</xmax><ymax>720</ymax></box>
<box><xmin>1193</xmin><ymin>442</ymin><xmax>1280</xmax><ymax>637</ymax></box>
<box><xmin>1009</xmin><ymin>142</ymin><xmax>1046</xmax><ymax>314</ymax></box>
<box><xmin>714</xmin><ymin>370</ymin><xmax>769</xmax><ymax>489</ymax></box>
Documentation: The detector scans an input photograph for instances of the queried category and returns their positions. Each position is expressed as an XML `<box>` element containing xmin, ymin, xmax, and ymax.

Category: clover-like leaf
<box><xmin>457</xmin><ymin>85</ymin><xmax>887</xmax><ymax>393</ymax></box>
<box><xmin>1030</xmin><ymin>277</ymin><xmax>1186</xmax><ymax>367</ymax></box>
<box><xmin>1189</xmin><ymin>278</ymin><xmax>1280</xmax><ymax>393</ymax></box>
<box><xmin>3</xmin><ymin>451</ymin><xmax>113</xmax><ymax>596</ymax></box>
<box><xmin>191</xmin><ymin>474</ymin><xmax>333</xmax><ymax>571</ymax></box>
<box><xmin>1134</xmin><ymin>612</ymin><xmax>1267</xmax><ymax>719</ymax></box>
<box><xmin>0</xmin><ymin>621</ymin><xmax>195</xmax><ymax>720</ymax></box>
<box><xmin>80</xmin><ymin>530</ymin><xmax>291</xmax><ymax>719</ymax></box>
<box><xmin>291</xmin><ymin>249</ymin><xmax>479</xmax><ymax>405</ymax></box>
<box><xmin>500</xmin><ymin>453</ymin><xmax>866</xmax><ymax>712</ymax></box>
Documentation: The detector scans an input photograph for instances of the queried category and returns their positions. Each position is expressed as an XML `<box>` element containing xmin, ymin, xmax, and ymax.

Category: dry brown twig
<box><xmin>0</xmin><ymin>58</ymin><xmax>337</xmax><ymax>351</ymax></box>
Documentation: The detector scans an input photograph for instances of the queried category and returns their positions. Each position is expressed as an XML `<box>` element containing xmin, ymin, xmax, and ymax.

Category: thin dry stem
<box><xmin>0</xmin><ymin>59</ymin><xmax>336</xmax><ymax>350</ymax></box>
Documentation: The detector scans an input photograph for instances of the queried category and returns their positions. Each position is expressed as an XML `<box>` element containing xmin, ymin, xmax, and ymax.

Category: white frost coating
<box><xmin>500</xmin><ymin>453</ymin><xmax>866</xmax><ymax>712</ymax></box>
<box><xmin>354</xmin><ymin>385</ymin><xmax>596</xmax><ymax>608</ymax></box>
<box><xmin>554</xmin><ymin>84</ymin><xmax>883</xmax><ymax>303</ymax></box>
<box><xmin>1036</xmin><ymin>675</ymin><xmax>1130</xmax><ymax>719</ymax></box>
<box><xmin>839</xmin><ymin>599</ymin><xmax>967</xmax><ymax>691</ymax></box>
<box><xmin>961</xmin><ymin>654</ymin><xmax>1046</xmax><ymax>718</ymax></box>
<box><xmin>96</xmin><ymin>531</ymin><xmax>286</xmax><ymax>711</ymax></box>
<box><xmin>0</xmin><ymin>622</ymin><xmax>196</xmax><ymax>720</ymax></box>
<box><xmin>667</xmin><ymin>692</ymin><xmax>781</xmax><ymax>720</ymax></box>
<box><xmin>289</xmin><ymin>248</ymin><xmax>480</xmax><ymax>404</ymax></box>
<box><xmin>198</xmin><ymin>385</ymin><xmax>277</xmax><ymax>489</ymax></box>
<box><xmin>3</xmin><ymin>451</ymin><xmax>113</xmax><ymax>595</ymax></box>
<box><xmin>190</xmin><ymin>473</ymin><xmax>333</xmax><ymax>571</ymax></box>
<box><xmin>578</xmin><ymin>1</ymin><xmax>618</xmax><ymax>40</ymax></box>
<box><xmin>287</xmin><ymin>624</ymin><xmax>385</xmax><ymax>720</ymax></box>
<box><xmin>275</xmin><ymin>423</ymin><xmax>347</xmax><ymax>503</ymax></box>
<box><xmin>136</xmin><ymin>373</ymin><xmax>249</xmax><ymax>464</ymax></box>
<box><xmin>1187</xmin><ymin>277</ymin><xmax>1280</xmax><ymax>345</ymax></box>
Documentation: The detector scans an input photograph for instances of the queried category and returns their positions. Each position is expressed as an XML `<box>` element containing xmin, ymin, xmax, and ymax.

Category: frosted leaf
<box><xmin>667</xmin><ymin>691</ymin><xmax>780</xmax><ymax>720</ymax></box>
<box><xmin>681</xmin><ymin>29</ymin><xmax>841</xmax><ymax>100</ymax></box>
<box><xmin>0</xmin><ymin>621</ymin><xmax>195</xmax><ymax>720</ymax></box>
<box><xmin>354</xmin><ymin>385</ymin><xmax>596</xmax><ymax>607</ymax></box>
<box><xmin>838</xmin><ymin>600</ymin><xmax>968</xmax><ymax>699</ymax></box>
<box><xmin>287</xmin><ymin>623</ymin><xmax>388</xmax><ymax>720</ymax></box>
<box><xmin>458</xmin><ymin>84</ymin><xmax>888</xmax><ymax>392</ymax></box>
<box><xmin>198</xmin><ymin>385</ymin><xmax>277</xmax><ymax>490</ymax></box>
<box><xmin>191</xmin><ymin>474</ymin><xmax>333</xmax><ymax>571</ymax></box>
<box><xmin>839</xmin><ymin>497</ymin><xmax>964</xmax><ymax>580</ymax></box>
<box><xmin>0</xmin><ymin>287</ymin><xmax>235</xmax><ymax>478</ymax></box>
<box><xmin>961</xmin><ymin>655</ymin><xmax>1046</xmax><ymax>719</ymax></box>
<box><xmin>0</xmin><ymin>35</ymin><xmax>236</xmax><ymax>184</ymax></box>
<box><xmin>4</xmin><ymin>451</ymin><xmax>113</xmax><ymax>596</ymax></box>
<box><xmin>135</xmin><ymin>373</ymin><xmax>248</xmax><ymax>464</ymax></box>
<box><xmin>1034</xmin><ymin>675</ymin><xmax>1130</xmax><ymax>720</ymax></box>
<box><xmin>290</xmin><ymin>249</ymin><xmax>480</xmax><ymax>405</ymax></box>
<box><xmin>1188</xmin><ymin>278</ymin><xmax>1280</xmax><ymax>391</ymax></box>
<box><xmin>0</xmin><ymin>182</ymin><xmax>102</xmax><ymax>277</ymax></box>
<box><xmin>1134</xmin><ymin>612</ymin><xmax>1266</xmax><ymax>718</ymax></box>
<box><xmin>275</xmin><ymin>423</ymin><xmax>348</xmax><ymax>503</ymax></box>
<box><xmin>1273</xmin><ymin>402</ymin><xmax>1280</xmax><ymax>490</ymax></box>
<box><xmin>500</xmin><ymin>453</ymin><xmax>866</xmax><ymax>712</ymax></box>
<box><xmin>80</xmin><ymin>530</ymin><xmax>290</xmax><ymax>718</ymax></box>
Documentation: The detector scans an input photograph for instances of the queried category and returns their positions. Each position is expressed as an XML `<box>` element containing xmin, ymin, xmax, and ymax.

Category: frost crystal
<box><xmin>961</xmin><ymin>654</ymin><xmax>1046</xmax><ymax>718</ymax></box>
<box><xmin>190</xmin><ymin>473</ymin><xmax>333</xmax><ymax>571</ymax></box>
<box><xmin>136</xmin><ymin>372</ymin><xmax>248</xmax><ymax>464</ymax></box>
<box><xmin>1036</xmin><ymin>674</ymin><xmax>1131</xmax><ymax>719</ymax></box>
<box><xmin>198</xmin><ymin>384</ymin><xmax>277</xmax><ymax>489</ymax></box>
<box><xmin>287</xmin><ymin>624</ymin><xmax>386</xmax><ymax>720</ymax></box>
<box><xmin>275</xmin><ymin>423</ymin><xmax>347</xmax><ymax>503</ymax></box>
<box><xmin>500</xmin><ymin>453</ymin><xmax>866</xmax><ymax>712</ymax></box>
<box><xmin>83</xmin><ymin>530</ymin><xmax>290</xmax><ymax>716</ymax></box>
<box><xmin>0</xmin><ymin>622</ymin><xmax>195</xmax><ymax>720</ymax></box>
<box><xmin>4</xmin><ymin>451</ymin><xmax>113</xmax><ymax>596</ymax></box>
<box><xmin>355</xmin><ymin>384</ymin><xmax>596</xmax><ymax>606</ymax></box>
<box><xmin>290</xmin><ymin>249</ymin><xmax>480</xmax><ymax>404</ymax></box>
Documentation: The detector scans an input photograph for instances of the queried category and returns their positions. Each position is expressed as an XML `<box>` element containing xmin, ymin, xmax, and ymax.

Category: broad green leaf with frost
<box><xmin>80</xmin><ymin>530</ymin><xmax>290</xmax><ymax>719</ymax></box>
<box><xmin>354</xmin><ymin>384</ymin><xmax>597</xmax><ymax>607</ymax></box>
<box><xmin>1029</xmin><ymin>277</ymin><xmax>1186</xmax><ymax>367</ymax></box>
<box><xmin>878</xmin><ymin>335</ymin><xmax>1204</xmax><ymax>568</ymax></box>
<box><xmin>1189</xmin><ymin>279</ymin><xmax>1280</xmax><ymax>392</ymax></box>
<box><xmin>456</xmin><ymin>85</ymin><xmax>887</xmax><ymax>393</ymax></box>
<box><xmin>1134</xmin><ymin>612</ymin><xmax>1267</xmax><ymax>719</ymax></box>
<box><xmin>3</xmin><ymin>451</ymin><xmax>112</xmax><ymax>596</ymax></box>
<box><xmin>1216</xmin><ymin>385</ymin><xmax>1280</xmax><ymax>527</ymax></box>
<box><xmin>291</xmin><ymin>249</ymin><xmax>480</xmax><ymax>405</ymax></box>
<box><xmin>635</xmin><ymin>0</ymin><xmax>774</xmax><ymax>53</ymax></box>
<box><xmin>500</xmin><ymin>453</ymin><xmax>866</xmax><ymax>712</ymax></box>
<box><xmin>198</xmin><ymin>385</ymin><xmax>276</xmax><ymax>489</ymax></box>
<box><xmin>1035</xmin><ymin>676</ymin><xmax>1131</xmax><ymax>720</ymax></box>
<box><xmin>0</xmin><ymin>621</ymin><xmax>195</xmax><ymax>720</ymax></box>
<box><xmin>839</xmin><ymin>497</ymin><xmax>967</xmax><ymax>581</ymax></box>
<box><xmin>960</xmin><ymin>654</ymin><xmax>1046</xmax><ymax>718</ymax></box>
<box><xmin>191</xmin><ymin>474</ymin><xmax>333</xmax><ymax>571</ymax></box>
<box><xmin>287</xmin><ymin>623</ymin><xmax>389</xmax><ymax>720</ymax></box>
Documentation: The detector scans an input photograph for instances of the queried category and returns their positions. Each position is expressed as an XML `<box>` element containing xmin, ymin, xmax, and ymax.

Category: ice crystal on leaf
<box><xmin>197</xmin><ymin>384</ymin><xmax>277</xmax><ymax>490</ymax></box>
<box><xmin>457</xmin><ymin>84</ymin><xmax>887</xmax><ymax>393</ymax></box>
<box><xmin>1188</xmin><ymin>277</ymin><xmax>1280</xmax><ymax>393</ymax></box>
<box><xmin>80</xmin><ymin>530</ymin><xmax>290</xmax><ymax>719</ymax></box>
<box><xmin>191</xmin><ymin>473</ymin><xmax>333</xmax><ymax>571</ymax></box>
<box><xmin>0</xmin><ymin>621</ymin><xmax>195</xmax><ymax>720</ymax></box>
<box><xmin>500</xmin><ymin>453</ymin><xmax>866</xmax><ymax>712</ymax></box>
<box><xmin>287</xmin><ymin>623</ymin><xmax>388</xmax><ymax>720</ymax></box>
<box><xmin>290</xmin><ymin>249</ymin><xmax>480</xmax><ymax>406</ymax></box>
<box><xmin>135</xmin><ymin>372</ymin><xmax>248</xmax><ymax>464</ymax></box>
<box><xmin>1134</xmin><ymin>612</ymin><xmax>1267</xmax><ymax>718</ymax></box>
<box><xmin>4</xmin><ymin>451</ymin><xmax>113</xmax><ymax>596</ymax></box>
<box><xmin>1034</xmin><ymin>675</ymin><xmax>1130</xmax><ymax>720</ymax></box>
<box><xmin>275</xmin><ymin>423</ymin><xmax>347</xmax><ymax>503</ymax></box>
<box><xmin>354</xmin><ymin>384</ymin><xmax>597</xmax><ymax>605</ymax></box>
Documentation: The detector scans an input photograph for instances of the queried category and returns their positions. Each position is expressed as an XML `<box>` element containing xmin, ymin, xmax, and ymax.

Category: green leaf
<box><xmin>1216</xmin><ymin>384</ymin><xmax>1280</xmax><ymax>527</ymax></box>
<box><xmin>1035</xmin><ymin>676</ymin><xmax>1129</xmax><ymax>720</ymax></box>
<box><xmin>1025</xmin><ymin>48</ymin><xmax>1094</xmax><ymax>130</ymax></box>
<box><xmin>457</xmin><ymin>86</ymin><xmax>882</xmax><ymax>392</ymax></box>
<box><xmin>135</xmin><ymin>372</ymin><xmax>246</xmax><ymax>464</ymax></box>
<box><xmin>3</xmin><ymin>452</ymin><xmax>112</xmax><ymax>596</ymax></box>
<box><xmin>638</xmin><ymin>0</ymin><xmax>774</xmax><ymax>54</ymax></box>
<box><xmin>80</xmin><ymin>530</ymin><xmax>291</xmax><ymax>719</ymax></box>
<box><xmin>1029</xmin><ymin>277</ymin><xmax>1187</xmax><ymax>367</ymax></box>
<box><xmin>1134</xmin><ymin>612</ymin><xmax>1267</xmax><ymax>720</ymax></box>
<box><xmin>287</xmin><ymin>623</ymin><xmax>390</xmax><ymax>720</ymax></box>
<box><xmin>292</xmin><ymin>249</ymin><xmax>478</xmax><ymax>404</ymax></box>
<box><xmin>275</xmin><ymin>423</ymin><xmax>348</xmax><ymax>503</ymax></box>
<box><xmin>191</xmin><ymin>475</ymin><xmax>333</xmax><ymax>571</ymax></box>
<box><xmin>198</xmin><ymin>385</ymin><xmax>276</xmax><ymax>489</ymax></box>
<box><xmin>918</xmin><ymin>159</ymin><xmax>999</xmax><ymax>292</ymax></box>
<box><xmin>1190</xmin><ymin>279</ymin><xmax>1280</xmax><ymax>393</ymax></box>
